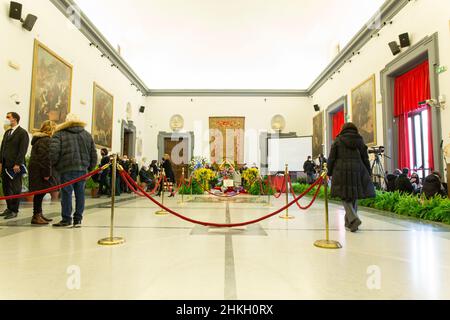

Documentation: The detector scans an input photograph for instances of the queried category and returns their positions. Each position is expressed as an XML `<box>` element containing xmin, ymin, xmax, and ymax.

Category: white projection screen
<box><xmin>268</xmin><ymin>137</ymin><xmax>313</xmax><ymax>172</ymax></box>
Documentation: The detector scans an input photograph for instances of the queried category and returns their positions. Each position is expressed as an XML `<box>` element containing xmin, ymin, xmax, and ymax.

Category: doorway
<box><xmin>157</xmin><ymin>132</ymin><xmax>194</xmax><ymax>182</ymax></box>
<box><xmin>121</xmin><ymin>120</ymin><xmax>136</xmax><ymax>158</ymax></box>
<box><xmin>164</xmin><ymin>137</ymin><xmax>189</xmax><ymax>182</ymax></box>
<box><xmin>381</xmin><ymin>33</ymin><xmax>442</xmax><ymax>175</ymax></box>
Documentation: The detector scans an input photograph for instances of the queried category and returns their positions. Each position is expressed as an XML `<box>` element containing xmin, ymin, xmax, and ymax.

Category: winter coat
<box><xmin>0</xmin><ymin>126</ymin><xmax>29</xmax><ymax>168</ymax></box>
<box><xmin>394</xmin><ymin>175</ymin><xmax>414</xmax><ymax>194</ymax></box>
<box><xmin>422</xmin><ymin>174</ymin><xmax>446</xmax><ymax>199</ymax></box>
<box><xmin>303</xmin><ymin>160</ymin><xmax>316</xmax><ymax>174</ymax></box>
<box><xmin>161</xmin><ymin>159</ymin><xmax>176</xmax><ymax>183</ymax></box>
<box><xmin>327</xmin><ymin>127</ymin><xmax>376</xmax><ymax>201</ymax></box>
<box><xmin>49</xmin><ymin>121</ymin><xmax>97</xmax><ymax>175</ymax></box>
<box><xmin>28</xmin><ymin>133</ymin><xmax>58</xmax><ymax>192</ymax></box>
<box><xmin>129</xmin><ymin>163</ymin><xmax>139</xmax><ymax>181</ymax></box>
<box><xmin>386</xmin><ymin>174</ymin><xmax>398</xmax><ymax>192</ymax></box>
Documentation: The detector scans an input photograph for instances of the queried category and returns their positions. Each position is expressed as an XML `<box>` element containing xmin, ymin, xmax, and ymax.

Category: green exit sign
<box><xmin>436</xmin><ymin>65</ymin><xmax>448</xmax><ymax>74</ymax></box>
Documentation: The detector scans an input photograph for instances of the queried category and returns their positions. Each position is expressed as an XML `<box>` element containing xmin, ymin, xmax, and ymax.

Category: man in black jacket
<box><xmin>303</xmin><ymin>156</ymin><xmax>316</xmax><ymax>184</ymax></box>
<box><xmin>49</xmin><ymin>114</ymin><xmax>97</xmax><ymax>228</ymax></box>
<box><xmin>0</xmin><ymin>112</ymin><xmax>30</xmax><ymax>219</ymax></box>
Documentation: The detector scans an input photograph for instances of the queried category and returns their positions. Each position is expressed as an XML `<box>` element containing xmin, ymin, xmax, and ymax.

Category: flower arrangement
<box><xmin>193</xmin><ymin>168</ymin><xmax>216</xmax><ymax>191</ymax></box>
<box><xmin>189</xmin><ymin>156</ymin><xmax>209</xmax><ymax>171</ymax></box>
<box><xmin>242</xmin><ymin>168</ymin><xmax>259</xmax><ymax>184</ymax></box>
<box><xmin>218</xmin><ymin>167</ymin><xmax>235</xmax><ymax>180</ymax></box>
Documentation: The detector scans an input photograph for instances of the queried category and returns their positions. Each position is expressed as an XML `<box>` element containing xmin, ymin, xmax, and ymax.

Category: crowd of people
<box><xmin>386</xmin><ymin>168</ymin><xmax>448</xmax><ymax>199</ymax></box>
<box><xmin>0</xmin><ymin>112</ymin><xmax>97</xmax><ymax>227</ymax></box>
<box><xmin>1</xmin><ymin>112</ymin><xmax>448</xmax><ymax>232</ymax></box>
<box><xmin>0</xmin><ymin>111</ymin><xmax>176</xmax><ymax>228</ymax></box>
<box><xmin>95</xmin><ymin>152</ymin><xmax>176</xmax><ymax>198</ymax></box>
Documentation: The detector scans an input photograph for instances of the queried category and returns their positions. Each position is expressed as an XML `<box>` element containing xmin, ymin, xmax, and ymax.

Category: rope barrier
<box><xmin>287</xmin><ymin>175</ymin><xmax>323</xmax><ymax>210</ymax></box>
<box><xmin>266</xmin><ymin>175</ymin><xmax>285</xmax><ymax>198</ymax></box>
<box><xmin>171</xmin><ymin>177</ymin><xmax>185</xmax><ymax>196</ymax></box>
<box><xmin>119</xmin><ymin>168</ymin><xmax>323</xmax><ymax>228</ymax></box>
<box><xmin>0</xmin><ymin>164</ymin><xmax>109</xmax><ymax>201</ymax></box>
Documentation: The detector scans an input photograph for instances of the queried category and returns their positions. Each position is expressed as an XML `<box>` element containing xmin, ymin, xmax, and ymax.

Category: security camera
<box><xmin>10</xmin><ymin>94</ymin><xmax>21</xmax><ymax>105</ymax></box>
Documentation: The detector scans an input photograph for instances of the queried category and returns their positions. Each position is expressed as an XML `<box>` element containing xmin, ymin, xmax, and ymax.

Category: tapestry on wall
<box><xmin>92</xmin><ymin>83</ymin><xmax>114</xmax><ymax>149</ymax></box>
<box><xmin>351</xmin><ymin>74</ymin><xmax>377</xmax><ymax>146</ymax></box>
<box><xmin>30</xmin><ymin>40</ymin><xmax>73</xmax><ymax>132</ymax></box>
<box><xmin>209</xmin><ymin>117</ymin><xmax>245</xmax><ymax>164</ymax></box>
<box><xmin>312</xmin><ymin>112</ymin><xmax>324</xmax><ymax>158</ymax></box>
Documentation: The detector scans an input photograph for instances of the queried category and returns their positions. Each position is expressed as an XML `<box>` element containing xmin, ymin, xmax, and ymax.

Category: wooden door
<box><xmin>164</xmin><ymin>137</ymin><xmax>189</xmax><ymax>182</ymax></box>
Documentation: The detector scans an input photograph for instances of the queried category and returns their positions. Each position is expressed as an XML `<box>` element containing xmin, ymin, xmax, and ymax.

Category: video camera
<box><xmin>368</xmin><ymin>146</ymin><xmax>385</xmax><ymax>155</ymax></box>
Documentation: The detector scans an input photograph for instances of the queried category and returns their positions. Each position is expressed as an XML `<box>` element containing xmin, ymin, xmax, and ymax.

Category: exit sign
<box><xmin>436</xmin><ymin>65</ymin><xmax>448</xmax><ymax>74</ymax></box>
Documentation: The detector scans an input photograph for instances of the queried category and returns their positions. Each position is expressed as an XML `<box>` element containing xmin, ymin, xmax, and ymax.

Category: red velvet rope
<box><xmin>267</xmin><ymin>175</ymin><xmax>285</xmax><ymax>198</ymax></box>
<box><xmin>171</xmin><ymin>177</ymin><xmax>185</xmax><ymax>196</ymax></box>
<box><xmin>121</xmin><ymin>172</ymin><xmax>164</xmax><ymax>196</ymax></box>
<box><xmin>287</xmin><ymin>175</ymin><xmax>323</xmax><ymax>210</ymax></box>
<box><xmin>119</xmin><ymin>168</ymin><xmax>323</xmax><ymax>228</ymax></box>
<box><xmin>120</xmin><ymin>171</ymin><xmax>145</xmax><ymax>196</ymax></box>
<box><xmin>0</xmin><ymin>166</ymin><xmax>107</xmax><ymax>201</ymax></box>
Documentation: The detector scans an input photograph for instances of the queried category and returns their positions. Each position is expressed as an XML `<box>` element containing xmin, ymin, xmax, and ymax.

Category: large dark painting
<box><xmin>351</xmin><ymin>75</ymin><xmax>377</xmax><ymax>146</ymax></box>
<box><xmin>312</xmin><ymin>112</ymin><xmax>324</xmax><ymax>158</ymax></box>
<box><xmin>92</xmin><ymin>83</ymin><xmax>114</xmax><ymax>149</ymax></box>
<box><xmin>30</xmin><ymin>40</ymin><xmax>73</xmax><ymax>131</ymax></box>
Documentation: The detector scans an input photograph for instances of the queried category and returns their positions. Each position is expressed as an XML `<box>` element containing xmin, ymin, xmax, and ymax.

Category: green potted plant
<box><xmin>86</xmin><ymin>176</ymin><xmax>100</xmax><ymax>198</ymax></box>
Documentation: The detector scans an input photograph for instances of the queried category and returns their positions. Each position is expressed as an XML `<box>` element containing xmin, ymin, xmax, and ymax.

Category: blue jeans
<box><xmin>60</xmin><ymin>171</ymin><xmax>86</xmax><ymax>224</ymax></box>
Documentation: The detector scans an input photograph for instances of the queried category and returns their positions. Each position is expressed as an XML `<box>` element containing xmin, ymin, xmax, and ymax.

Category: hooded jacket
<box><xmin>327</xmin><ymin>126</ymin><xmax>376</xmax><ymax>201</ymax></box>
<box><xmin>29</xmin><ymin>132</ymin><xmax>58</xmax><ymax>192</ymax></box>
<box><xmin>49</xmin><ymin>120</ymin><xmax>97</xmax><ymax>175</ymax></box>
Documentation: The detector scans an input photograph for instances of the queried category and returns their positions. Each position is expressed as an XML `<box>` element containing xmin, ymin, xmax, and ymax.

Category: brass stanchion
<box><xmin>98</xmin><ymin>154</ymin><xmax>125</xmax><ymax>246</ymax></box>
<box><xmin>178</xmin><ymin>167</ymin><xmax>186</xmax><ymax>206</ymax></box>
<box><xmin>155</xmin><ymin>168</ymin><xmax>169</xmax><ymax>215</ymax></box>
<box><xmin>280</xmin><ymin>164</ymin><xmax>295</xmax><ymax>220</ymax></box>
<box><xmin>314</xmin><ymin>163</ymin><xmax>342</xmax><ymax>249</ymax></box>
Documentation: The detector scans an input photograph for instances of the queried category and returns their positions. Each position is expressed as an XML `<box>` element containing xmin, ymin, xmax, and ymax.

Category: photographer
<box><xmin>327</xmin><ymin>123</ymin><xmax>375</xmax><ymax>232</ymax></box>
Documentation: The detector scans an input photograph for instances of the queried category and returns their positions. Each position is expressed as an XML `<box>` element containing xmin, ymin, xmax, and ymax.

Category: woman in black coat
<box><xmin>157</xmin><ymin>154</ymin><xmax>176</xmax><ymax>197</ymax></box>
<box><xmin>327</xmin><ymin>122</ymin><xmax>375</xmax><ymax>232</ymax></box>
<box><xmin>29</xmin><ymin>120</ymin><xmax>58</xmax><ymax>225</ymax></box>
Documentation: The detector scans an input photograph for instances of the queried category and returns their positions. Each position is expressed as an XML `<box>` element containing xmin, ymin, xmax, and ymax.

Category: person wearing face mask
<box><xmin>0</xmin><ymin>112</ymin><xmax>30</xmax><ymax>220</ymax></box>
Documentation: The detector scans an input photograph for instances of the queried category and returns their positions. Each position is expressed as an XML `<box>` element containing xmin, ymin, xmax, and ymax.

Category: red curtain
<box><xmin>332</xmin><ymin>109</ymin><xmax>345</xmax><ymax>140</ymax></box>
<box><xmin>394</xmin><ymin>60</ymin><xmax>433</xmax><ymax>170</ymax></box>
<box><xmin>394</xmin><ymin>60</ymin><xmax>430</xmax><ymax>116</ymax></box>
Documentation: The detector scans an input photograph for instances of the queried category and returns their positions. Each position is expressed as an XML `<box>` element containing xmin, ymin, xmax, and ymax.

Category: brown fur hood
<box><xmin>54</xmin><ymin>120</ymin><xmax>87</xmax><ymax>134</ymax></box>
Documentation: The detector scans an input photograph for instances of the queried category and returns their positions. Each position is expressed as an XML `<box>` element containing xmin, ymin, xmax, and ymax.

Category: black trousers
<box><xmin>33</xmin><ymin>193</ymin><xmax>46</xmax><ymax>215</ymax></box>
<box><xmin>2</xmin><ymin>170</ymin><xmax>22</xmax><ymax>213</ymax></box>
<box><xmin>98</xmin><ymin>172</ymin><xmax>111</xmax><ymax>196</ymax></box>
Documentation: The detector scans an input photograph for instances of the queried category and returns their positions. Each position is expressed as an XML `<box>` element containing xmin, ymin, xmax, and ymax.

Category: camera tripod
<box><xmin>370</xmin><ymin>153</ymin><xmax>387</xmax><ymax>191</ymax></box>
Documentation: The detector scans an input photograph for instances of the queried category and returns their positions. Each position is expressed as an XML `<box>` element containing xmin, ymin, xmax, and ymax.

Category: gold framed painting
<box><xmin>351</xmin><ymin>74</ymin><xmax>377</xmax><ymax>146</ymax></box>
<box><xmin>92</xmin><ymin>82</ymin><xmax>114</xmax><ymax>149</ymax></box>
<box><xmin>29</xmin><ymin>40</ymin><xmax>73</xmax><ymax>132</ymax></box>
<box><xmin>312</xmin><ymin>112</ymin><xmax>324</xmax><ymax>158</ymax></box>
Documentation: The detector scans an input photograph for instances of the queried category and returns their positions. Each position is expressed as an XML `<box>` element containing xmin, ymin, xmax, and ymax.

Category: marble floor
<box><xmin>0</xmin><ymin>193</ymin><xmax>449</xmax><ymax>300</ymax></box>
